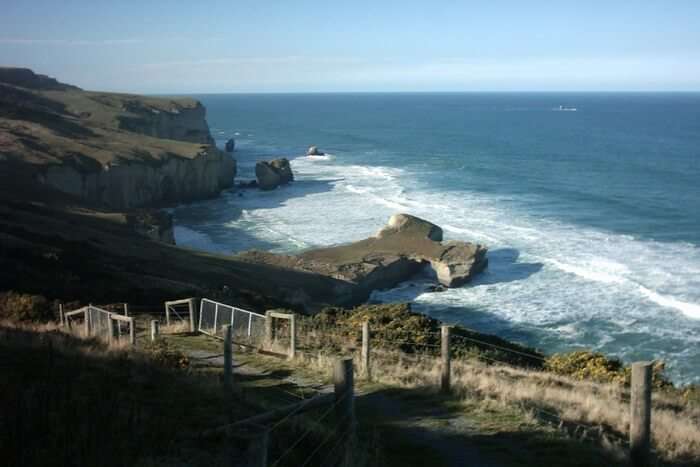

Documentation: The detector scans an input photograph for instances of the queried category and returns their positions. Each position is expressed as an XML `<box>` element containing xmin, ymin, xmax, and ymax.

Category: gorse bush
<box><xmin>0</xmin><ymin>291</ymin><xmax>54</xmax><ymax>322</ymax></box>
<box><xmin>545</xmin><ymin>351</ymin><xmax>672</xmax><ymax>388</ymax></box>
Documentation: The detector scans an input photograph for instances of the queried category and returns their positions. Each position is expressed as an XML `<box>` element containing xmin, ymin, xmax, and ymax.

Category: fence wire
<box><xmin>198</xmin><ymin>298</ymin><xmax>266</xmax><ymax>347</ymax></box>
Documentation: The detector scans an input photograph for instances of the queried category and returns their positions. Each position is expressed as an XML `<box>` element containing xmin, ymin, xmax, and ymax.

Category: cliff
<box><xmin>0</xmin><ymin>68</ymin><xmax>235</xmax><ymax>209</ymax></box>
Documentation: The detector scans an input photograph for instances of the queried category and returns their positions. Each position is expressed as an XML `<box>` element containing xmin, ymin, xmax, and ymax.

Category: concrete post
<box><xmin>150</xmin><ymin>320</ymin><xmax>160</xmax><ymax>341</ymax></box>
<box><xmin>188</xmin><ymin>298</ymin><xmax>197</xmax><ymax>332</ymax></box>
<box><xmin>334</xmin><ymin>358</ymin><xmax>355</xmax><ymax>466</ymax></box>
<box><xmin>265</xmin><ymin>310</ymin><xmax>274</xmax><ymax>349</ymax></box>
<box><xmin>123</xmin><ymin>302</ymin><xmax>129</xmax><ymax>316</ymax></box>
<box><xmin>223</xmin><ymin>324</ymin><xmax>233</xmax><ymax>391</ymax></box>
<box><xmin>58</xmin><ymin>303</ymin><xmax>64</xmax><ymax>327</ymax></box>
<box><xmin>630</xmin><ymin>362</ymin><xmax>652</xmax><ymax>467</ymax></box>
<box><xmin>288</xmin><ymin>314</ymin><xmax>296</xmax><ymax>360</ymax></box>
<box><xmin>441</xmin><ymin>325</ymin><xmax>451</xmax><ymax>393</ymax></box>
<box><xmin>362</xmin><ymin>321</ymin><xmax>371</xmax><ymax>381</ymax></box>
<box><xmin>128</xmin><ymin>317</ymin><xmax>136</xmax><ymax>346</ymax></box>
<box><xmin>164</xmin><ymin>302</ymin><xmax>170</xmax><ymax>326</ymax></box>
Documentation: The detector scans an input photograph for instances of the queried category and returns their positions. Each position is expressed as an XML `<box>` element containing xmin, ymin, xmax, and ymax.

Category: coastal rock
<box><xmin>237</xmin><ymin>213</ymin><xmax>488</xmax><ymax>305</ymax></box>
<box><xmin>426</xmin><ymin>284</ymin><xmax>448</xmax><ymax>293</ymax></box>
<box><xmin>126</xmin><ymin>209</ymin><xmax>176</xmax><ymax>244</ymax></box>
<box><xmin>225</xmin><ymin>138</ymin><xmax>235</xmax><ymax>153</ymax></box>
<box><xmin>375</xmin><ymin>213</ymin><xmax>443</xmax><ymax>242</ymax></box>
<box><xmin>307</xmin><ymin>146</ymin><xmax>324</xmax><ymax>156</ymax></box>
<box><xmin>255</xmin><ymin>158</ymin><xmax>294</xmax><ymax>190</ymax></box>
<box><xmin>430</xmin><ymin>241</ymin><xmax>488</xmax><ymax>287</ymax></box>
<box><xmin>44</xmin><ymin>147</ymin><xmax>236</xmax><ymax>209</ymax></box>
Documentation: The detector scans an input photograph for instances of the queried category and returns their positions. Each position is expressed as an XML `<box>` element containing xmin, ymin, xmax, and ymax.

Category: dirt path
<box><xmin>186</xmin><ymin>348</ymin><xmax>503</xmax><ymax>467</ymax></box>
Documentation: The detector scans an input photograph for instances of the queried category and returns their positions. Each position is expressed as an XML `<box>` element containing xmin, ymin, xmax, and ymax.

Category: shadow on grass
<box><xmin>355</xmin><ymin>386</ymin><xmax>683</xmax><ymax>467</ymax></box>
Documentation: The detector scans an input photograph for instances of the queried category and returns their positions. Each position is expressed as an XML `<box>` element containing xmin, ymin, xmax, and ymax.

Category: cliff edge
<box><xmin>0</xmin><ymin>68</ymin><xmax>235</xmax><ymax>209</ymax></box>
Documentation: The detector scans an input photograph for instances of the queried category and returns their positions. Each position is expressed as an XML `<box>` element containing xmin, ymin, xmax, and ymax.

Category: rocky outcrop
<box><xmin>225</xmin><ymin>138</ymin><xmax>235</xmax><ymax>152</ymax></box>
<box><xmin>307</xmin><ymin>146</ymin><xmax>324</xmax><ymax>156</ymax></box>
<box><xmin>237</xmin><ymin>213</ymin><xmax>488</xmax><ymax>305</ymax></box>
<box><xmin>255</xmin><ymin>158</ymin><xmax>294</xmax><ymax>190</ymax></box>
<box><xmin>42</xmin><ymin>147</ymin><xmax>236</xmax><ymax>209</ymax></box>
<box><xmin>126</xmin><ymin>209</ymin><xmax>175</xmax><ymax>244</ymax></box>
<box><xmin>375</xmin><ymin>213</ymin><xmax>443</xmax><ymax>242</ymax></box>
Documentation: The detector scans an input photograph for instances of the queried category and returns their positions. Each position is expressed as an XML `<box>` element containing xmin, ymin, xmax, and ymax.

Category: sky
<box><xmin>2</xmin><ymin>0</ymin><xmax>700</xmax><ymax>93</ymax></box>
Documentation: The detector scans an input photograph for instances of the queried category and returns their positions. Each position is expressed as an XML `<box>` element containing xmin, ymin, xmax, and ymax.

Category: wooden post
<box><xmin>84</xmin><ymin>309</ymin><xmax>90</xmax><ymax>337</ymax></box>
<box><xmin>630</xmin><ymin>362</ymin><xmax>652</xmax><ymax>467</ymax></box>
<box><xmin>164</xmin><ymin>302</ymin><xmax>170</xmax><ymax>326</ymax></box>
<box><xmin>265</xmin><ymin>310</ymin><xmax>274</xmax><ymax>349</ymax></box>
<box><xmin>362</xmin><ymin>321</ymin><xmax>371</xmax><ymax>381</ymax></box>
<box><xmin>228</xmin><ymin>425</ymin><xmax>269</xmax><ymax>467</ymax></box>
<box><xmin>334</xmin><ymin>358</ymin><xmax>355</xmax><ymax>466</ymax></box>
<box><xmin>441</xmin><ymin>325</ymin><xmax>451</xmax><ymax>393</ymax></box>
<box><xmin>150</xmin><ymin>320</ymin><xmax>160</xmax><ymax>341</ymax></box>
<box><xmin>58</xmin><ymin>303</ymin><xmax>65</xmax><ymax>327</ymax></box>
<box><xmin>128</xmin><ymin>316</ymin><xmax>136</xmax><ymax>346</ymax></box>
<box><xmin>109</xmin><ymin>315</ymin><xmax>117</xmax><ymax>345</ymax></box>
<box><xmin>223</xmin><ymin>324</ymin><xmax>233</xmax><ymax>391</ymax></box>
<box><xmin>123</xmin><ymin>302</ymin><xmax>129</xmax><ymax>316</ymax></box>
<box><xmin>188</xmin><ymin>298</ymin><xmax>197</xmax><ymax>332</ymax></box>
<box><xmin>288</xmin><ymin>314</ymin><xmax>296</xmax><ymax>360</ymax></box>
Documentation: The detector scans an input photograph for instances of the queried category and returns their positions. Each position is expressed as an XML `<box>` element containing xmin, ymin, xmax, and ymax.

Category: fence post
<box><xmin>334</xmin><ymin>358</ymin><xmax>355</xmax><ymax>466</ymax></box>
<box><xmin>128</xmin><ymin>317</ymin><xmax>136</xmax><ymax>346</ymax></box>
<box><xmin>441</xmin><ymin>325</ymin><xmax>451</xmax><ymax>393</ymax></box>
<box><xmin>108</xmin><ymin>315</ymin><xmax>116</xmax><ymax>345</ymax></box>
<box><xmin>188</xmin><ymin>298</ymin><xmax>197</xmax><ymax>333</ymax></box>
<box><xmin>630</xmin><ymin>362</ymin><xmax>652</xmax><ymax>467</ymax></box>
<box><xmin>362</xmin><ymin>321</ymin><xmax>371</xmax><ymax>381</ymax></box>
<box><xmin>84</xmin><ymin>309</ymin><xmax>90</xmax><ymax>337</ymax></box>
<box><xmin>223</xmin><ymin>324</ymin><xmax>233</xmax><ymax>391</ymax></box>
<box><xmin>164</xmin><ymin>302</ymin><xmax>170</xmax><ymax>326</ymax></box>
<box><xmin>151</xmin><ymin>320</ymin><xmax>160</xmax><ymax>341</ymax></box>
<box><xmin>123</xmin><ymin>302</ymin><xmax>129</xmax><ymax>316</ymax></box>
<box><xmin>288</xmin><ymin>314</ymin><xmax>296</xmax><ymax>360</ymax></box>
<box><xmin>265</xmin><ymin>310</ymin><xmax>274</xmax><ymax>349</ymax></box>
<box><xmin>58</xmin><ymin>303</ymin><xmax>64</xmax><ymax>327</ymax></box>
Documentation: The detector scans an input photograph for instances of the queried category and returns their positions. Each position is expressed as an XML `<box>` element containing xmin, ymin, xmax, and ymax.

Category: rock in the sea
<box><xmin>426</xmin><ymin>284</ymin><xmax>448</xmax><ymax>293</ymax></box>
<box><xmin>429</xmin><ymin>241</ymin><xmax>488</xmax><ymax>287</ymax></box>
<box><xmin>238</xmin><ymin>179</ymin><xmax>258</xmax><ymax>189</ymax></box>
<box><xmin>255</xmin><ymin>158</ymin><xmax>294</xmax><ymax>190</ymax></box>
<box><xmin>307</xmin><ymin>146</ymin><xmax>324</xmax><ymax>156</ymax></box>
<box><xmin>270</xmin><ymin>158</ymin><xmax>294</xmax><ymax>184</ymax></box>
<box><xmin>375</xmin><ymin>213</ymin><xmax>443</xmax><ymax>242</ymax></box>
<box><xmin>237</xmin><ymin>213</ymin><xmax>488</xmax><ymax>305</ymax></box>
<box><xmin>225</xmin><ymin>138</ymin><xmax>235</xmax><ymax>153</ymax></box>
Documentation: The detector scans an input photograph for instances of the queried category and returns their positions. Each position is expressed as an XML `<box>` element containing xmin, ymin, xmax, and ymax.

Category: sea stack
<box><xmin>307</xmin><ymin>146</ymin><xmax>324</xmax><ymax>156</ymax></box>
<box><xmin>255</xmin><ymin>158</ymin><xmax>294</xmax><ymax>190</ymax></box>
<box><xmin>225</xmin><ymin>138</ymin><xmax>235</xmax><ymax>153</ymax></box>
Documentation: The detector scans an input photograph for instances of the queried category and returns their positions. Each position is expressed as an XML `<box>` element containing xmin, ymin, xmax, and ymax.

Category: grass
<box><xmin>0</xmin><ymin>321</ymin><xmax>375</xmax><ymax>467</ymax></box>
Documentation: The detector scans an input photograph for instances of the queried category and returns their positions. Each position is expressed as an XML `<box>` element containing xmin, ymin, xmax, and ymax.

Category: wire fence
<box><xmin>198</xmin><ymin>298</ymin><xmax>266</xmax><ymax>347</ymax></box>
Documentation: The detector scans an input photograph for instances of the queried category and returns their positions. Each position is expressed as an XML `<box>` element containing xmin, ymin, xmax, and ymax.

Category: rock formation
<box><xmin>255</xmin><ymin>158</ymin><xmax>294</xmax><ymax>190</ymax></box>
<box><xmin>307</xmin><ymin>146</ymin><xmax>324</xmax><ymax>156</ymax></box>
<box><xmin>0</xmin><ymin>67</ymin><xmax>236</xmax><ymax>209</ymax></box>
<box><xmin>225</xmin><ymin>138</ymin><xmax>235</xmax><ymax>153</ymax></box>
<box><xmin>236</xmin><ymin>213</ymin><xmax>488</xmax><ymax>304</ymax></box>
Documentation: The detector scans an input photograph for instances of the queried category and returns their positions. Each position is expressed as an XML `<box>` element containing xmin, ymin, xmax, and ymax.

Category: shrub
<box><xmin>0</xmin><ymin>291</ymin><xmax>54</xmax><ymax>322</ymax></box>
<box><xmin>142</xmin><ymin>339</ymin><xmax>190</xmax><ymax>369</ymax></box>
<box><xmin>545</xmin><ymin>351</ymin><xmax>671</xmax><ymax>388</ymax></box>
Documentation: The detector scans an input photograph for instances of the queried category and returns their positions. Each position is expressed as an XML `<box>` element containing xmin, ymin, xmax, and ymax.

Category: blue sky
<box><xmin>2</xmin><ymin>0</ymin><xmax>700</xmax><ymax>93</ymax></box>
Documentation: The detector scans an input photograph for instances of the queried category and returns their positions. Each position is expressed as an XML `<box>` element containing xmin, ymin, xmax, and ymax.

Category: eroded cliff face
<box><xmin>42</xmin><ymin>147</ymin><xmax>235</xmax><ymax>209</ymax></box>
<box><xmin>0</xmin><ymin>68</ymin><xmax>236</xmax><ymax>210</ymax></box>
<box><xmin>117</xmin><ymin>100</ymin><xmax>214</xmax><ymax>145</ymax></box>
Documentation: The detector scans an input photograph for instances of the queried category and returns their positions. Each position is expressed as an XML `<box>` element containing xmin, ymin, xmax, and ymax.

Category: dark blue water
<box><xmin>174</xmin><ymin>93</ymin><xmax>700</xmax><ymax>383</ymax></box>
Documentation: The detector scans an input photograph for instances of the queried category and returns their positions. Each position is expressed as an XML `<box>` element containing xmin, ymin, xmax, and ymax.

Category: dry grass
<box><xmin>294</xmin><ymin>330</ymin><xmax>700</xmax><ymax>465</ymax></box>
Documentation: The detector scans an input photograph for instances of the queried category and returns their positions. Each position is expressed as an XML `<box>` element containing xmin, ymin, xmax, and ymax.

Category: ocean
<box><xmin>172</xmin><ymin>93</ymin><xmax>700</xmax><ymax>384</ymax></box>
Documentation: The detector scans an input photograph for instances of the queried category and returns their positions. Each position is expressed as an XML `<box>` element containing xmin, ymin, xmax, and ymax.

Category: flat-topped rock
<box><xmin>236</xmin><ymin>213</ymin><xmax>488</xmax><ymax>305</ymax></box>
